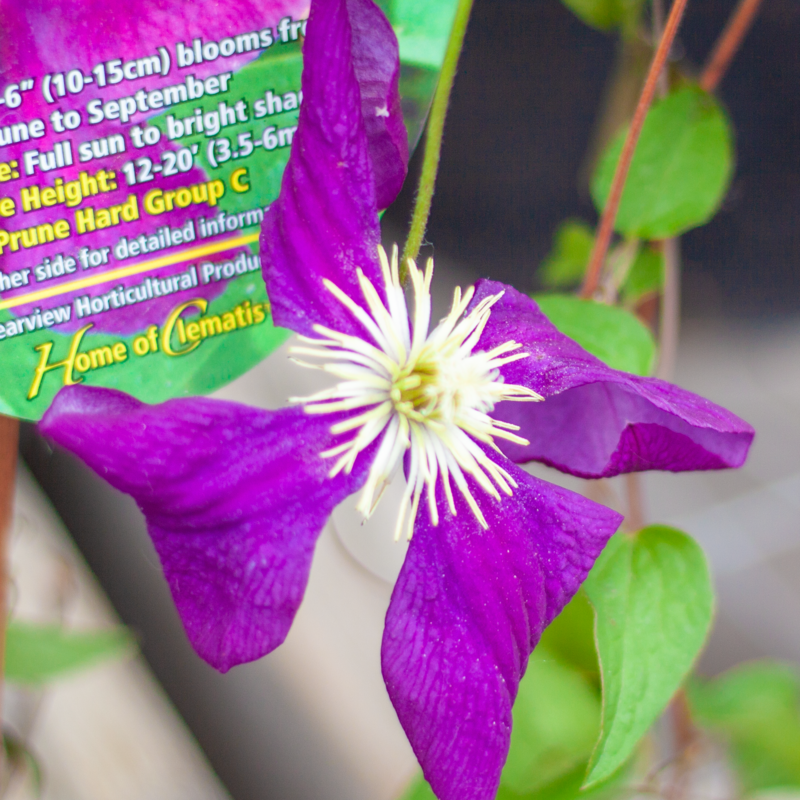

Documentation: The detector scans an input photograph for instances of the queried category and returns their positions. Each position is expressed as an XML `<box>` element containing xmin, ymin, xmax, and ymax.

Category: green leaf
<box><xmin>400</xmin><ymin>750</ymin><xmax>633</xmax><ymax>800</ymax></box>
<box><xmin>500</xmin><ymin>757</ymin><xmax>633</xmax><ymax>800</ymax></box>
<box><xmin>621</xmin><ymin>246</ymin><xmax>664</xmax><ymax>304</ymax></box>
<box><xmin>540</xmin><ymin>590</ymin><xmax>599</xmax><ymax>686</ymax></box>
<box><xmin>583</xmin><ymin>527</ymin><xmax>714</xmax><ymax>787</ymax></box>
<box><xmin>591</xmin><ymin>86</ymin><xmax>733</xmax><ymax>239</ymax></box>
<box><xmin>502</xmin><ymin>648</ymin><xmax>601</xmax><ymax>795</ymax></box>
<box><xmin>688</xmin><ymin>661</ymin><xmax>800</xmax><ymax>791</ymax></box>
<box><xmin>539</xmin><ymin>221</ymin><xmax>595</xmax><ymax>290</ymax></box>
<box><xmin>399</xmin><ymin>773</ymin><xmax>436</xmax><ymax>800</ymax></box>
<box><xmin>560</xmin><ymin>0</ymin><xmax>645</xmax><ymax>33</ymax></box>
<box><xmin>6</xmin><ymin>621</ymin><xmax>134</xmax><ymax>686</ymax></box>
<box><xmin>534</xmin><ymin>294</ymin><xmax>656</xmax><ymax>376</ymax></box>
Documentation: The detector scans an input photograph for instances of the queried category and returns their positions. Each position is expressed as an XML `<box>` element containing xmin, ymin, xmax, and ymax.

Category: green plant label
<box><xmin>0</xmin><ymin>0</ymin><xmax>456</xmax><ymax>420</ymax></box>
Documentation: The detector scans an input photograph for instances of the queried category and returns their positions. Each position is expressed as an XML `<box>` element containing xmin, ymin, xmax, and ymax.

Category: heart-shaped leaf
<box><xmin>502</xmin><ymin>648</ymin><xmax>601</xmax><ymax>795</ymax></box>
<box><xmin>534</xmin><ymin>294</ymin><xmax>656</xmax><ymax>376</ymax></box>
<box><xmin>592</xmin><ymin>86</ymin><xmax>733</xmax><ymax>239</ymax></box>
<box><xmin>539</xmin><ymin>221</ymin><xmax>595</xmax><ymax>290</ymax></box>
<box><xmin>582</xmin><ymin>527</ymin><xmax>714</xmax><ymax>786</ymax></box>
<box><xmin>621</xmin><ymin>245</ymin><xmax>664</xmax><ymax>304</ymax></box>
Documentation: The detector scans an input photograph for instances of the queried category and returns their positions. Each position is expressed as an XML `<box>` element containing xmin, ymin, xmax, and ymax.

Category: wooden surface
<box><xmin>5</xmin><ymin>465</ymin><xmax>230</xmax><ymax>800</ymax></box>
<box><xmin>0</xmin><ymin>415</ymin><xmax>19</xmax><ymax>734</ymax></box>
<box><xmin>0</xmin><ymin>417</ymin><xmax>17</xmax><ymax>534</ymax></box>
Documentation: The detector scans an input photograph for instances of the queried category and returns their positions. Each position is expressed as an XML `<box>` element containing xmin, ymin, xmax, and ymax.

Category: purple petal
<box><xmin>382</xmin><ymin>459</ymin><xmax>622</xmax><ymax>800</ymax></box>
<box><xmin>474</xmin><ymin>281</ymin><xmax>754</xmax><ymax>477</ymax></box>
<box><xmin>347</xmin><ymin>0</ymin><xmax>409</xmax><ymax>209</ymax></box>
<box><xmin>40</xmin><ymin>386</ymin><xmax>372</xmax><ymax>672</ymax></box>
<box><xmin>260</xmin><ymin>0</ymin><xmax>408</xmax><ymax>338</ymax></box>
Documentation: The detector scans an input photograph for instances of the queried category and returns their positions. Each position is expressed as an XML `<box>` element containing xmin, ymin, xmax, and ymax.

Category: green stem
<box><xmin>400</xmin><ymin>0</ymin><xmax>475</xmax><ymax>282</ymax></box>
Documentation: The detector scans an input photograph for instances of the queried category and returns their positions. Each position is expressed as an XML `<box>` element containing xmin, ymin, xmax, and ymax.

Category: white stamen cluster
<box><xmin>290</xmin><ymin>246</ymin><xmax>543</xmax><ymax>541</ymax></box>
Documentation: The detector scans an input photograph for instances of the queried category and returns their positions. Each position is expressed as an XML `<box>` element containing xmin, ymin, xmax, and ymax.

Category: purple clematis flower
<box><xmin>39</xmin><ymin>0</ymin><xmax>754</xmax><ymax>797</ymax></box>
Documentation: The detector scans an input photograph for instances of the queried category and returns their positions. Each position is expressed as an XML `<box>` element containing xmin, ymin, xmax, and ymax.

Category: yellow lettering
<box><xmin>27</xmin><ymin>324</ymin><xmax>93</xmax><ymax>400</ymax></box>
<box><xmin>161</xmin><ymin>299</ymin><xmax>207</xmax><ymax>356</ymax></box>
<box><xmin>145</xmin><ymin>181</ymin><xmax>223</xmax><ymax>215</ymax></box>
<box><xmin>112</xmin><ymin>342</ymin><xmax>128</xmax><ymax>362</ymax></box>
<box><xmin>75</xmin><ymin>206</ymin><xmax>95</xmax><ymax>233</ymax></box>
<box><xmin>132</xmin><ymin>335</ymin><xmax>149</xmax><ymax>356</ymax></box>
<box><xmin>54</xmin><ymin>219</ymin><xmax>71</xmax><ymax>239</ymax></box>
<box><xmin>20</xmin><ymin>185</ymin><xmax>40</xmax><ymax>211</ymax></box>
<box><xmin>199</xmin><ymin>315</ymin><xmax>222</xmax><ymax>337</ymax></box>
<box><xmin>88</xmin><ymin>345</ymin><xmax>114</xmax><ymax>369</ymax></box>
<box><xmin>230</xmin><ymin>168</ymin><xmax>250</xmax><ymax>193</ymax></box>
<box><xmin>208</xmin><ymin>180</ymin><xmax>225</xmax><ymax>206</ymax></box>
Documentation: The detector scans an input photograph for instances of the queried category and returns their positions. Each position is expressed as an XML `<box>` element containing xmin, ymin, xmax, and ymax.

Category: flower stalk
<box><xmin>401</xmin><ymin>0</ymin><xmax>475</xmax><ymax>280</ymax></box>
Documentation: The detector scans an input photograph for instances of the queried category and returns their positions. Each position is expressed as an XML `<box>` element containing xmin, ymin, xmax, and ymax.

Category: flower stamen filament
<box><xmin>290</xmin><ymin>245</ymin><xmax>543</xmax><ymax>540</ymax></box>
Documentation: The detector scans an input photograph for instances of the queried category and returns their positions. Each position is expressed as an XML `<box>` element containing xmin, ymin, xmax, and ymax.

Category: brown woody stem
<box><xmin>580</xmin><ymin>0</ymin><xmax>690</xmax><ymax>299</ymax></box>
<box><xmin>700</xmin><ymin>0</ymin><xmax>765</xmax><ymax>93</ymax></box>
<box><xmin>624</xmin><ymin>473</ymin><xmax>646</xmax><ymax>532</ymax></box>
<box><xmin>656</xmin><ymin>237</ymin><xmax>682</xmax><ymax>379</ymax></box>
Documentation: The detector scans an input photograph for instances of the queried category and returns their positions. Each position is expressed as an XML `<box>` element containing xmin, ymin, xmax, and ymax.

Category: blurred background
<box><xmin>13</xmin><ymin>0</ymin><xmax>800</xmax><ymax>798</ymax></box>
